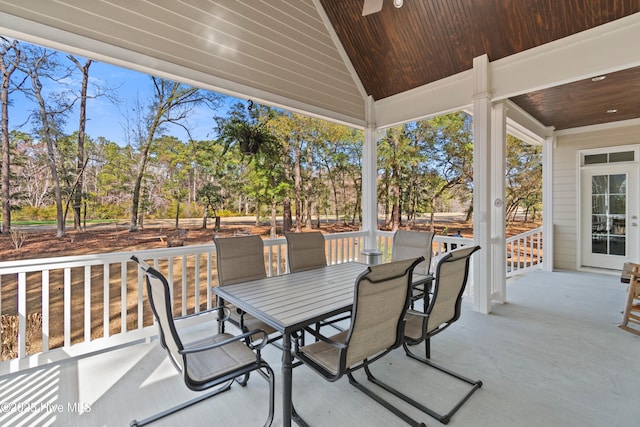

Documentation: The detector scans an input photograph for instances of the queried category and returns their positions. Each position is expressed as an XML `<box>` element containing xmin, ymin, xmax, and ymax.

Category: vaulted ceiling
<box><xmin>0</xmin><ymin>1</ymin><xmax>639</xmax><ymax>133</ymax></box>
<box><xmin>320</xmin><ymin>0</ymin><xmax>640</xmax><ymax>131</ymax></box>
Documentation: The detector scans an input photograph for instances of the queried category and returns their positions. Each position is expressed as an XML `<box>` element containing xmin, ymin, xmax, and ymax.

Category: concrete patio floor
<box><xmin>0</xmin><ymin>268</ymin><xmax>637</xmax><ymax>426</ymax></box>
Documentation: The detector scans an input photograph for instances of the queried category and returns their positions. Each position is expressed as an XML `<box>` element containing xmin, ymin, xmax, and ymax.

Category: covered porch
<box><xmin>1</xmin><ymin>268</ymin><xmax>636</xmax><ymax>426</ymax></box>
<box><xmin>0</xmin><ymin>2</ymin><xmax>638</xmax><ymax>424</ymax></box>
<box><xmin>1</xmin><ymin>1</ymin><xmax>638</xmax><ymax>317</ymax></box>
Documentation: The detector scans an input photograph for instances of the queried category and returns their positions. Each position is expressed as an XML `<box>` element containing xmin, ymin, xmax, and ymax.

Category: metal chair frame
<box><xmin>130</xmin><ymin>255</ymin><xmax>275</xmax><ymax>427</ymax></box>
<box><xmin>391</xmin><ymin>245</ymin><xmax>483</xmax><ymax>425</ymax></box>
<box><xmin>295</xmin><ymin>257</ymin><xmax>427</xmax><ymax>427</ymax></box>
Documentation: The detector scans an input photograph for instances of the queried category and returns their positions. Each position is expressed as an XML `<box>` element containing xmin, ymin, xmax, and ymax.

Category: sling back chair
<box><xmin>284</xmin><ymin>231</ymin><xmax>327</xmax><ymax>273</ymax></box>
<box><xmin>130</xmin><ymin>255</ymin><xmax>275</xmax><ymax>427</ymax></box>
<box><xmin>214</xmin><ymin>235</ymin><xmax>280</xmax><ymax>344</ymax></box>
<box><xmin>294</xmin><ymin>257</ymin><xmax>427</xmax><ymax>427</ymax></box>
<box><xmin>392</xmin><ymin>230</ymin><xmax>435</xmax><ymax>304</ymax></box>
<box><xmin>285</xmin><ymin>231</ymin><xmax>349</xmax><ymax>335</ymax></box>
<box><xmin>392</xmin><ymin>245</ymin><xmax>482</xmax><ymax>425</ymax></box>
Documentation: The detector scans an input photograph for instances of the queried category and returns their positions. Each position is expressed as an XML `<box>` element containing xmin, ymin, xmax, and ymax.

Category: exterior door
<box><xmin>581</xmin><ymin>164</ymin><xmax>638</xmax><ymax>270</ymax></box>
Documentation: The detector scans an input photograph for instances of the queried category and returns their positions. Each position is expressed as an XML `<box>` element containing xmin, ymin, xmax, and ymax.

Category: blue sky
<box><xmin>8</xmin><ymin>55</ymin><xmax>241</xmax><ymax>145</ymax></box>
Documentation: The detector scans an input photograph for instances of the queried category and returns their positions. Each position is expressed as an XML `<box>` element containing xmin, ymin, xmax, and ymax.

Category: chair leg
<box><xmin>130</xmin><ymin>380</ymin><xmax>233</xmax><ymax>427</ymax></box>
<box><xmin>401</xmin><ymin>342</ymin><xmax>482</xmax><ymax>425</ymax></box>
<box><xmin>256</xmin><ymin>361</ymin><xmax>276</xmax><ymax>427</ymax></box>
<box><xmin>235</xmin><ymin>372</ymin><xmax>250</xmax><ymax>386</ymax></box>
<box><xmin>347</xmin><ymin>370</ymin><xmax>427</xmax><ymax>427</ymax></box>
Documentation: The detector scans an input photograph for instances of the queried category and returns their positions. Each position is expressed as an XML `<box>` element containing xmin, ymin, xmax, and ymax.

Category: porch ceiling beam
<box><xmin>505</xmin><ymin>100</ymin><xmax>553</xmax><ymax>142</ymax></box>
<box><xmin>373</xmin><ymin>13</ymin><xmax>640</xmax><ymax>131</ymax></box>
<box><xmin>490</xmin><ymin>12</ymin><xmax>640</xmax><ymax>100</ymax></box>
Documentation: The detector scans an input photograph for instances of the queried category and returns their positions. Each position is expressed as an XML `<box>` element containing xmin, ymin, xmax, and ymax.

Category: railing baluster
<box><xmin>18</xmin><ymin>272</ymin><xmax>27</xmax><ymax>358</ymax></box>
<box><xmin>207</xmin><ymin>252</ymin><xmax>213</xmax><ymax>309</ymax></box>
<box><xmin>137</xmin><ymin>263</ymin><xmax>144</xmax><ymax>329</ymax></box>
<box><xmin>194</xmin><ymin>255</ymin><xmax>200</xmax><ymax>314</ymax></box>
<box><xmin>168</xmin><ymin>257</ymin><xmax>174</xmax><ymax>309</ymax></box>
<box><xmin>181</xmin><ymin>256</ymin><xmax>187</xmax><ymax>316</ymax></box>
<box><xmin>42</xmin><ymin>270</ymin><xmax>49</xmax><ymax>352</ymax></box>
<box><xmin>84</xmin><ymin>266</ymin><xmax>91</xmax><ymax>343</ymax></box>
<box><xmin>103</xmin><ymin>264</ymin><xmax>109</xmax><ymax>338</ymax></box>
<box><xmin>64</xmin><ymin>267</ymin><xmax>71</xmax><ymax>347</ymax></box>
<box><xmin>121</xmin><ymin>261</ymin><xmax>127</xmax><ymax>333</ymax></box>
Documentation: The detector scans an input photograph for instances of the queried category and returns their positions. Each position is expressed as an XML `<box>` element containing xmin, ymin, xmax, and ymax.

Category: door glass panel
<box><xmin>591</xmin><ymin>174</ymin><xmax>626</xmax><ymax>256</ymax></box>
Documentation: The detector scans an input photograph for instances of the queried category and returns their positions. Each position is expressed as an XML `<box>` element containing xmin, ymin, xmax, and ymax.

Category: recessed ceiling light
<box><xmin>607</xmin><ymin>109</ymin><xmax>618</xmax><ymax>114</ymax></box>
<box><xmin>592</xmin><ymin>76</ymin><xmax>607</xmax><ymax>82</ymax></box>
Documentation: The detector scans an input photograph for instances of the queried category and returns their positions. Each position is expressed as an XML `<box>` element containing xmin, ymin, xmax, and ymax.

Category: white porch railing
<box><xmin>0</xmin><ymin>228</ymin><xmax>539</xmax><ymax>373</ymax></box>
<box><xmin>0</xmin><ymin>231</ymin><xmax>366</xmax><ymax>373</ymax></box>
<box><xmin>506</xmin><ymin>226</ymin><xmax>543</xmax><ymax>278</ymax></box>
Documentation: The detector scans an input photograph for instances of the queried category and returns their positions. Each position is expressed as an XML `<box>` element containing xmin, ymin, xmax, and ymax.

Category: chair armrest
<box><xmin>300</xmin><ymin>326</ymin><xmax>347</xmax><ymax>350</ymax></box>
<box><xmin>405</xmin><ymin>309</ymin><xmax>428</xmax><ymax>319</ymax></box>
<box><xmin>174</xmin><ymin>305</ymin><xmax>231</xmax><ymax>323</ymax></box>
<box><xmin>178</xmin><ymin>328</ymin><xmax>269</xmax><ymax>355</ymax></box>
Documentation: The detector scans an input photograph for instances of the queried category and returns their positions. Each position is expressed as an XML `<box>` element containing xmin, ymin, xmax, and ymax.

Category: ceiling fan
<box><xmin>362</xmin><ymin>0</ymin><xmax>403</xmax><ymax>16</ymax></box>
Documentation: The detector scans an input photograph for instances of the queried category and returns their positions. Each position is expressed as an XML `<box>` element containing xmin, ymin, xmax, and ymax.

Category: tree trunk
<box><xmin>283</xmin><ymin>197</ymin><xmax>292</xmax><ymax>232</ymax></box>
<box><xmin>32</xmin><ymin>74</ymin><xmax>65</xmax><ymax>237</ymax></box>
<box><xmin>391</xmin><ymin>167</ymin><xmax>400</xmax><ymax>231</ymax></box>
<box><xmin>0</xmin><ymin>43</ymin><xmax>15</xmax><ymax>234</ymax></box>
<box><xmin>175</xmin><ymin>199</ymin><xmax>180</xmax><ymax>228</ymax></box>
<box><xmin>201</xmin><ymin>210</ymin><xmax>208</xmax><ymax>229</ymax></box>
<box><xmin>306</xmin><ymin>199</ymin><xmax>313</xmax><ymax>229</ymax></box>
<box><xmin>130</xmin><ymin>117</ymin><xmax>160</xmax><ymax>231</ymax></box>
<box><xmin>293</xmin><ymin>140</ymin><xmax>302</xmax><ymax>232</ymax></box>
<box><xmin>270</xmin><ymin>200</ymin><xmax>277</xmax><ymax>238</ymax></box>
<box><xmin>256</xmin><ymin>202</ymin><xmax>261</xmax><ymax>226</ymax></box>
<box><xmin>465</xmin><ymin>203</ymin><xmax>473</xmax><ymax>222</ymax></box>
<box><xmin>429</xmin><ymin>199</ymin><xmax>436</xmax><ymax>232</ymax></box>
<box><xmin>68</xmin><ymin>57</ymin><xmax>92</xmax><ymax>231</ymax></box>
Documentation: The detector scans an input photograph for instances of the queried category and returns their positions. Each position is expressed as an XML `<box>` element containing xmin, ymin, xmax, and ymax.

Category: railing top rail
<box><xmin>505</xmin><ymin>226</ymin><xmax>543</xmax><ymax>243</ymax></box>
<box><xmin>0</xmin><ymin>242</ymin><xmax>216</xmax><ymax>273</ymax></box>
<box><xmin>0</xmin><ymin>230</ymin><xmax>369</xmax><ymax>274</ymax></box>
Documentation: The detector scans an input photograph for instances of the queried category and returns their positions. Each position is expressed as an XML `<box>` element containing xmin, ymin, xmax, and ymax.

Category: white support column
<box><xmin>491</xmin><ymin>102</ymin><xmax>507</xmax><ymax>303</ymax></box>
<box><xmin>362</xmin><ymin>96</ymin><xmax>378</xmax><ymax>249</ymax></box>
<box><xmin>472</xmin><ymin>55</ymin><xmax>493</xmax><ymax>314</ymax></box>
<box><xmin>542</xmin><ymin>136</ymin><xmax>555</xmax><ymax>272</ymax></box>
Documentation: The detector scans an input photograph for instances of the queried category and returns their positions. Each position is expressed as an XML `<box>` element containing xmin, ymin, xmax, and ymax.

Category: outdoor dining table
<box><xmin>213</xmin><ymin>261</ymin><xmax>432</xmax><ymax>427</ymax></box>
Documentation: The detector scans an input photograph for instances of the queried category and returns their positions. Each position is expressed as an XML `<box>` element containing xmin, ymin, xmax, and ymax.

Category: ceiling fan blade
<box><xmin>362</xmin><ymin>0</ymin><xmax>383</xmax><ymax>16</ymax></box>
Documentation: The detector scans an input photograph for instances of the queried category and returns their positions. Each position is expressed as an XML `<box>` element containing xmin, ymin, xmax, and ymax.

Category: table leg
<box><xmin>216</xmin><ymin>296</ymin><xmax>225</xmax><ymax>334</ymax></box>
<box><xmin>282</xmin><ymin>332</ymin><xmax>293</xmax><ymax>427</ymax></box>
<box><xmin>282</xmin><ymin>332</ymin><xmax>309</xmax><ymax>427</ymax></box>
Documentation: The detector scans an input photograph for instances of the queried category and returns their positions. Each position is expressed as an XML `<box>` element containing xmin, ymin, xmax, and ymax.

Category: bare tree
<box><xmin>0</xmin><ymin>37</ymin><xmax>25</xmax><ymax>233</ymax></box>
<box><xmin>129</xmin><ymin>77</ymin><xmax>221</xmax><ymax>231</ymax></box>
<box><xmin>66</xmin><ymin>55</ymin><xmax>120</xmax><ymax>231</ymax></box>
<box><xmin>20</xmin><ymin>46</ymin><xmax>72</xmax><ymax>237</ymax></box>
<box><xmin>67</xmin><ymin>56</ymin><xmax>92</xmax><ymax>231</ymax></box>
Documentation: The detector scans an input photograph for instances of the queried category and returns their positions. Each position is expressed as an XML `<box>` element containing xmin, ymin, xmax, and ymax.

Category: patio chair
<box><xmin>130</xmin><ymin>255</ymin><xmax>275</xmax><ymax>427</ymax></box>
<box><xmin>294</xmin><ymin>257</ymin><xmax>427</xmax><ymax>427</ymax></box>
<box><xmin>214</xmin><ymin>235</ymin><xmax>280</xmax><ymax>344</ymax></box>
<box><xmin>392</xmin><ymin>230</ymin><xmax>435</xmax><ymax>304</ymax></box>
<box><xmin>285</xmin><ymin>231</ymin><xmax>348</xmax><ymax>334</ymax></box>
<box><xmin>284</xmin><ymin>231</ymin><xmax>327</xmax><ymax>273</ymax></box>
<box><xmin>394</xmin><ymin>245</ymin><xmax>482</xmax><ymax>425</ymax></box>
<box><xmin>620</xmin><ymin>262</ymin><xmax>640</xmax><ymax>335</ymax></box>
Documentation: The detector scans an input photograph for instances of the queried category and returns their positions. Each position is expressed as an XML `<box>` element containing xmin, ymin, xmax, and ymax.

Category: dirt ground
<box><xmin>0</xmin><ymin>215</ymin><xmax>538</xmax><ymax>261</ymax></box>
